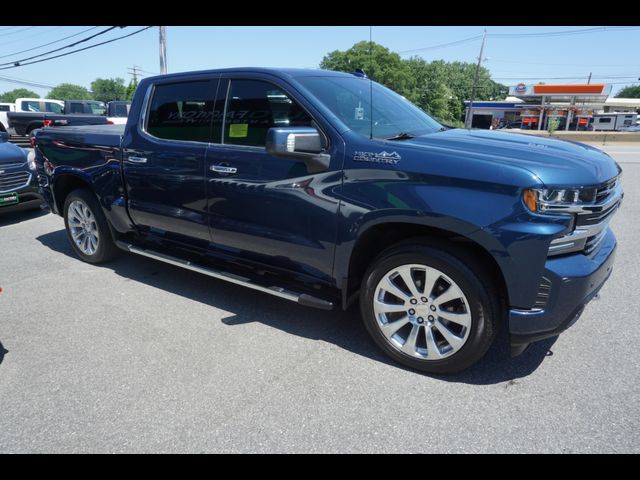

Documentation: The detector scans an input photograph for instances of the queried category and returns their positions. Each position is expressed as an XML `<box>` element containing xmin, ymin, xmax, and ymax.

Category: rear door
<box><xmin>122</xmin><ymin>75</ymin><xmax>221</xmax><ymax>245</ymax></box>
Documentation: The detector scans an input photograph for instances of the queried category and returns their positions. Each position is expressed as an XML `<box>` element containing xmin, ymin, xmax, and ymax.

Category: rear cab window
<box><xmin>146</xmin><ymin>80</ymin><xmax>217</xmax><ymax>143</ymax></box>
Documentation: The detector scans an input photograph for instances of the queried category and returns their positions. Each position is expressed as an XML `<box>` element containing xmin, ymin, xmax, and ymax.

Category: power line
<box><xmin>488</xmin><ymin>26</ymin><xmax>640</xmax><ymax>38</ymax></box>
<box><xmin>489</xmin><ymin>58</ymin><xmax>634</xmax><ymax>68</ymax></box>
<box><xmin>399</xmin><ymin>26</ymin><xmax>640</xmax><ymax>56</ymax></box>
<box><xmin>0</xmin><ymin>27</ymin><xmax>63</xmax><ymax>48</ymax></box>
<box><xmin>0</xmin><ymin>26</ymin><xmax>153</xmax><ymax>71</ymax></box>
<box><xmin>493</xmin><ymin>75</ymin><xmax>640</xmax><ymax>80</ymax></box>
<box><xmin>0</xmin><ymin>26</ymin><xmax>100</xmax><ymax>60</ymax></box>
<box><xmin>399</xmin><ymin>35</ymin><xmax>483</xmax><ymax>54</ymax></box>
<box><xmin>0</xmin><ymin>26</ymin><xmax>36</xmax><ymax>38</ymax></box>
<box><xmin>0</xmin><ymin>74</ymin><xmax>55</xmax><ymax>89</ymax></box>
<box><xmin>136</xmin><ymin>68</ymin><xmax>158</xmax><ymax>75</ymax></box>
<box><xmin>0</xmin><ymin>26</ymin><xmax>120</xmax><ymax>67</ymax></box>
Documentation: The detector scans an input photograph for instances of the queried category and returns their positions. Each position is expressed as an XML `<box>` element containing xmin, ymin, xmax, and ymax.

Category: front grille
<box><xmin>595</xmin><ymin>177</ymin><xmax>619</xmax><ymax>204</ymax></box>
<box><xmin>585</xmin><ymin>229</ymin><xmax>608</xmax><ymax>255</ymax></box>
<box><xmin>533</xmin><ymin>276</ymin><xmax>552</xmax><ymax>310</ymax></box>
<box><xmin>576</xmin><ymin>200</ymin><xmax>621</xmax><ymax>226</ymax></box>
<box><xmin>0</xmin><ymin>162</ymin><xmax>26</xmax><ymax>169</ymax></box>
<box><xmin>0</xmin><ymin>171</ymin><xmax>31</xmax><ymax>193</ymax></box>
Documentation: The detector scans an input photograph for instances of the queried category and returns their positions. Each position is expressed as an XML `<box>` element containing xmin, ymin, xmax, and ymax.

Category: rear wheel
<box><xmin>360</xmin><ymin>241</ymin><xmax>499</xmax><ymax>373</ymax></box>
<box><xmin>63</xmin><ymin>189</ymin><xmax>120</xmax><ymax>264</ymax></box>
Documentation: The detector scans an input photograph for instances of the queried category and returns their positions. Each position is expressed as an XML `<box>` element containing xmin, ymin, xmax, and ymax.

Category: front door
<box><xmin>122</xmin><ymin>76</ymin><xmax>221</xmax><ymax>245</ymax></box>
<box><xmin>206</xmin><ymin>76</ymin><xmax>343</xmax><ymax>284</ymax></box>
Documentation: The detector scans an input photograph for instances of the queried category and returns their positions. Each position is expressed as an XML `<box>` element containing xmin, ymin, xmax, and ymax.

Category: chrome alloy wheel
<box><xmin>373</xmin><ymin>264</ymin><xmax>472</xmax><ymax>360</ymax></box>
<box><xmin>67</xmin><ymin>200</ymin><xmax>100</xmax><ymax>256</ymax></box>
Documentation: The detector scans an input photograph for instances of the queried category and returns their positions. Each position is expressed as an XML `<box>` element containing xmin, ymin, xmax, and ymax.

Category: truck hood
<box><xmin>403</xmin><ymin>128</ymin><xmax>621</xmax><ymax>186</ymax></box>
<box><xmin>0</xmin><ymin>141</ymin><xmax>28</xmax><ymax>165</ymax></box>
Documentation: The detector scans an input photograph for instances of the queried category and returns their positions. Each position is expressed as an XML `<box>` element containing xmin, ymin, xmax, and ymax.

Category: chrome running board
<box><xmin>115</xmin><ymin>241</ymin><xmax>334</xmax><ymax>311</ymax></box>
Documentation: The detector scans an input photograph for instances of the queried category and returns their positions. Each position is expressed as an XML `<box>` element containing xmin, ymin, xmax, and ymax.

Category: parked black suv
<box><xmin>0</xmin><ymin>131</ymin><xmax>43</xmax><ymax>212</ymax></box>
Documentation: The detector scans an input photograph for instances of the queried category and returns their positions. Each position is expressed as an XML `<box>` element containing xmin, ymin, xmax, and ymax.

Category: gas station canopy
<box><xmin>508</xmin><ymin>83</ymin><xmax>612</xmax><ymax>104</ymax></box>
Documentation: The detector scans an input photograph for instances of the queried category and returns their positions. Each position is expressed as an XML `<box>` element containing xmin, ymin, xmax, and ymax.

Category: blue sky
<box><xmin>0</xmin><ymin>26</ymin><xmax>638</xmax><ymax>98</ymax></box>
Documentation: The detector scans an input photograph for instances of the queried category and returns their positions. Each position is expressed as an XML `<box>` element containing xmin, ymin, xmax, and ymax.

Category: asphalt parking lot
<box><xmin>0</xmin><ymin>144</ymin><xmax>638</xmax><ymax>453</ymax></box>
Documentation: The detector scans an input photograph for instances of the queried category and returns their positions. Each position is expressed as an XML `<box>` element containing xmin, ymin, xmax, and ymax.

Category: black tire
<box><xmin>63</xmin><ymin>188</ymin><xmax>120</xmax><ymax>264</ymax></box>
<box><xmin>360</xmin><ymin>239</ymin><xmax>500</xmax><ymax>374</ymax></box>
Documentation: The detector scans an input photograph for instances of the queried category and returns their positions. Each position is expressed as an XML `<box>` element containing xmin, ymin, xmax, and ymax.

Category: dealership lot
<box><xmin>0</xmin><ymin>145</ymin><xmax>638</xmax><ymax>453</ymax></box>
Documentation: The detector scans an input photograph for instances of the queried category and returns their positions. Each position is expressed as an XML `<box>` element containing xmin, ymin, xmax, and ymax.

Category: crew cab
<box><xmin>0</xmin><ymin>131</ymin><xmax>43</xmax><ymax>212</ymax></box>
<box><xmin>7</xmin><ymin>99</ymin><xmax>109</xmax><ymax>137</ymax></box>
<box><xmin>32</xmin><ymin>68</ymin><xmax>623</xmax><ymax>373</ymax></box>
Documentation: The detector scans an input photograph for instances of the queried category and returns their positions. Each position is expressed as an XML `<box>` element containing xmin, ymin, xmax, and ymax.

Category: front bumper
<box><xmin>509</xmin><ymin>228</ymin><xmax>617</xmax><ymax>355</ymax></box>
<box><xmin>0</xmin><ymin>182</ymin><xmax>44</xmax><ymax>213</ymax></box>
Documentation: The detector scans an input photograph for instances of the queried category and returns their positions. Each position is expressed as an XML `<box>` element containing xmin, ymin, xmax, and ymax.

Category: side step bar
<box><xmin>115</xmin><ymin>241</ymin><xmax>334</xmax><ymax>311</ymax></box>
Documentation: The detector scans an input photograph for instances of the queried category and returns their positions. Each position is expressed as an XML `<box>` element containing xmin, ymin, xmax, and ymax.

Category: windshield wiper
<box><xmin>385</xmin><ymin>132</ymin><xmax>415</xmax><ymax>141</ymax></box>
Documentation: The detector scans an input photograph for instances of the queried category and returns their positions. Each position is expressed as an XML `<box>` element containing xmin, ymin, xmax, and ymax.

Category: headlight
<box><xmin>523</xmin><ymin>187</ymin><xmax>597</xmax><ymax>214</ymax></box>
<box><xmin>27</xmin><ymin>152</ymin><xmax>37</xmax><ymax>172</ymax></box>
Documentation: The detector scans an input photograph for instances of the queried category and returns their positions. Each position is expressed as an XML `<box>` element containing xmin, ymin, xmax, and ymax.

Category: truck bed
<box><xmin>35</xmin><ymin>124</ymin><xmax>125</xmax><ymax>148</ymax></box>
<box><xmin>7</xmin><ymin>111</ymin><xmax>111</xmax><ymax>136</ymax></box>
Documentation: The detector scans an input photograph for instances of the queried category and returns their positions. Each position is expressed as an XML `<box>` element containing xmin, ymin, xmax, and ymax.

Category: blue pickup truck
<box><xmin>32</xmin><ymin>68</ymin><xmax>623</xmax><ymax>373</ymax></box>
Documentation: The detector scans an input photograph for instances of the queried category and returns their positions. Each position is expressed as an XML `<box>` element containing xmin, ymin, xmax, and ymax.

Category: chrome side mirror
<box><xmin>266</xmin><ymin>127</ymin><xmax>330</xmax><ymax>173</ymax></box>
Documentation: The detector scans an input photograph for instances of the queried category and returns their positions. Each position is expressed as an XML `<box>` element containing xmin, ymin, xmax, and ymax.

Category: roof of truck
<box><xmin>142</xmin><ymin>67</ymin><xmax>357</xmax><ymax>82</ymax></box>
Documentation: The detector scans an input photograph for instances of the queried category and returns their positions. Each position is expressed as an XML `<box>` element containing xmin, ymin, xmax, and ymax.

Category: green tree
<box><xmin>90</xmin><ymin>77</ymin><xmax>127</xmax><ymax>103</ymax></box>
<box><xmin>615</xmin><ymin>85</ymin><xmax>640</xmax><ymax>98</ymax></box>
<box><xmin>48</xmin><ymin>83</ymin><xmax>92</xmax><ymax>100</ymax></box>
<box><xmin>0</xmin><ymin>88</ymin><xmax>39</xmax><ymax>103</ymax></box>
<box><xmin>320</xmin><ymin>41</ymin><xmax>417</xmax><ymax>101</ymax></box>
<box><xmin>403</xmin><ymin>57</ymin><xmax>507</xmax><ymax>124</ymax></box>
<box><xmin>320</xmin><ymin>41</ymin><xmax>508</xmax><ymax>125</ymax></box>
<box><xmin>405</xmin><ymin>58</ymin><xmax>454</xmax><ymax>122</ymax></box>
<box><xmin>125</xmin><ymin>77</ymin><xmax>139</xmax><ymax>101</ymax></box>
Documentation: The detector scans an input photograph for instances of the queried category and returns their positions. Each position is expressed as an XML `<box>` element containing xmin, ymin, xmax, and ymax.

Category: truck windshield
<box><xmin>296</xmin><ymin>76</ymin><xmax>442</xmax><ymax>139</ymax></box>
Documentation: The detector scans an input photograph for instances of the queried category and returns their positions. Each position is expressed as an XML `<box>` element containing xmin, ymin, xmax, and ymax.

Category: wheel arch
<box><xmin>52</xmin><ymin>173</ymin><xmax>93</xmax><ymax>216</ymax></box>
<box><xmin>341</xmin><ymin>220</ymin><xmax>510</xmax><ymax>311</ymax></box>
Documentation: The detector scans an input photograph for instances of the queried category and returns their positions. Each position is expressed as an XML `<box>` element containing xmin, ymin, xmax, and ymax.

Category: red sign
<box><xmin>533</xmin><ymin>84</ymin><xmax>606</xmax><ymax>95</ymax></box>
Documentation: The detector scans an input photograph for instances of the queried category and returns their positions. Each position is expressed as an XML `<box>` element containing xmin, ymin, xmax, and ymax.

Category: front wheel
<box><xmin>360</xmin><ymin>241</ymin><xmax>500</xmax><ymax>374</ymax></box>
<box><xmin>63</xmin><ymin>189</ymin><xmax>120</xmax><ymax>264</ymax></box>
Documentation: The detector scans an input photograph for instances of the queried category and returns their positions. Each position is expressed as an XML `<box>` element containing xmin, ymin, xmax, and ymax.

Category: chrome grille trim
<box><xmin>0</xmin><ymin>162</ymin><xmax>26</xmax><ymax>169</ymax></box>
<box><xmin>585</xmin><ymin>229</ymin><xmax>608</xmax><ymax>255</ymax></box>
<box><xmin>595</xmin><ymin>177</ymin><xmax>619</xmax><ymax>204</ymax></box>
<box><xmin>0</xmin><ymin>171</ymin><xmax>31</xmax><ymax>193</ymax></box>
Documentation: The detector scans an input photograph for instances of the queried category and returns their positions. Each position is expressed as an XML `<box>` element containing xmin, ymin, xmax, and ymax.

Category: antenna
<box><xmin>369</xmin><ymin>26</ymin><xmax>373</xmax><ymax>140</ymax></box>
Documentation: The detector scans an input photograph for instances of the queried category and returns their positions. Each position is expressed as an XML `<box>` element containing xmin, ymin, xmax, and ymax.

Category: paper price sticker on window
<box><xmin>229</xmin><ymin>123</ymin><xmax>249</xmax><ymax>138</ymax></box>
<box><xmin>355</xmin><ymin>102</ymin><xmax>365</xmax><ymax>121</ymax></box>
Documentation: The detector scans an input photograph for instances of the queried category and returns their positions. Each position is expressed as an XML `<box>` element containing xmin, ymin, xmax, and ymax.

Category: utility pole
<box><xmin>127</xmin><ymin>65</ymin><xmax>141</xmax><ymax>83</ymax></box>
<box><xmin>159</xmin><ymin>26</ymin><xmax>167</xmax><ymax>75</ymax></box>
<box><xmin>465</xmin><ymin>29</ymin><xmax>487</xmax><ymax>129</ymax></box>
<box><xmin>587</xmin><ymin>72</ymin><xmax>592</xmax><ymax>84</ymax></box>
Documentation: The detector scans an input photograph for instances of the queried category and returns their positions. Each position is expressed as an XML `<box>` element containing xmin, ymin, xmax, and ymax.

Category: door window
<box><xmin>45</xmin><ymin>102</ymin><xmax>63</xmax><ymax>114</ymax></box>
<box><xmin>223</xmin><ymin>80</ymin><xmax>312</xmax><ymax>147</ymax></box>
<box><xmin>146</xmin><ymin>81</ymin><xmax>215</xmax><ymax>143</ymax></box>
<box><xmin>21</xmin><ymin>101</ymin><xmax>41</xmax><ymax>112</ymax></box>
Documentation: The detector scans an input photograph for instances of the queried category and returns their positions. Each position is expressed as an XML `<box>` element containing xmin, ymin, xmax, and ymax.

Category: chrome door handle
<box><xmin>210</xmin><ymin>164</ymin><xmax>237</xmax><ymax>174</ymax></box>
<box><xmin>128</xmin><ymin>156</ymin><xmax>148</xmax><ymax>164</ymax></box>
